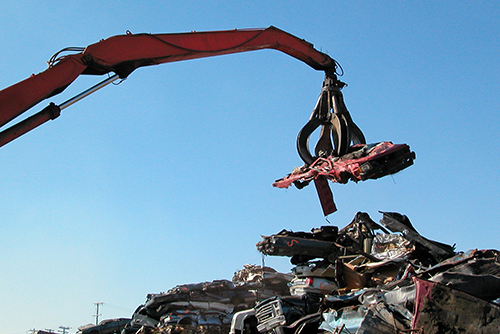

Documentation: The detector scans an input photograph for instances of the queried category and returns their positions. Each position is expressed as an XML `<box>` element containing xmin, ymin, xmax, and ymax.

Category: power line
<box><xmin>103</xmin><ymin>303</ymin><xmax>135</xmax><ymax>313</ymax></box>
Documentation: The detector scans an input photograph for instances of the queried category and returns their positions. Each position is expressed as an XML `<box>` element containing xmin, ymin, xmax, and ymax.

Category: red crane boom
<box><xmin>0</xmin><ymin>26</ymin><xmax>337</xmax><ymax>147</ymax></box>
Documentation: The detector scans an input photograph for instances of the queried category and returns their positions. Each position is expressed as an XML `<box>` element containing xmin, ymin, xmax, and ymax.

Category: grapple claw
<box><xmin>296</xmin><ymin>74</ymin><xmax>365</xmax><ymax>164</ymax></box>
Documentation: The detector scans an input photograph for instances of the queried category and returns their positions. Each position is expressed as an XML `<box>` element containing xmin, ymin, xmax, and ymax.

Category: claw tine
<box><xmin>314</xmin><ymin>125</ymin><xmax>334</xmax><ymax>157</ymax></box>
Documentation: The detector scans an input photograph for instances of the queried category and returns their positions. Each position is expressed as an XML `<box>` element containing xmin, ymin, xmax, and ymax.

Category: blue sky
<box><xmin>1</xmin><ymin>1</ymin><xmax>499</xmax><ymax>333</ymax></box>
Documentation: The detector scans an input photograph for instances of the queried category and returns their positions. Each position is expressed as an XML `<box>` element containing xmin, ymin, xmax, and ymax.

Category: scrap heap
<box><xmin>255</xmin><ymin>212</ymin><xmax>500</xmax><ymax>333</ymax></box>
<box><xmin>124</xmin><ymin>265</ymin><xmax>291</xmax><ymax>334</ymax></box>
<box><xmin>113</xmin><ymin>212</ymin><xmax>499</xmax><ymax>334</ymax></box>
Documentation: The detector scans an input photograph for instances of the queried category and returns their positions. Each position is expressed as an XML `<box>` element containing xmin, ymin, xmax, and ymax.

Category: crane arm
<box><xmin>0</xmin><ymin>26</ymin><xmax>337</xmax><ymax>136</ymax></box>
<box><xmin>0</xmin><ymin>26</ymin><xmax>414</xmax><ymax>217</ymax></box>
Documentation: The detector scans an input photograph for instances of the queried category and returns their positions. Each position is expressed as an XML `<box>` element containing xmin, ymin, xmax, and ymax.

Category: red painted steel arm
<box><xmin>0</xmin><ymin>26</ymin><xmax>336</xmax><ymax>132</ymax></box>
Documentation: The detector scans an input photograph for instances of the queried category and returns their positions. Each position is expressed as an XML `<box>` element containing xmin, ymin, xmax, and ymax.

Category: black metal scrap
<box><xmin>379</xmin><ymin>212</ymin><xmax>455</xmax><ymax>264</ymax></box>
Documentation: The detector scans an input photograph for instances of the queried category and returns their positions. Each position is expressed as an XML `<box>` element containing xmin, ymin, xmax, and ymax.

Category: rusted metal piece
<box><xmin>313</xmin><ymin>176</ymin><xmax>337</xmax><ymax>216</ymax></box>
<box><xmin>412</xmin><ymin>278</ymin><xmax>500</xmax><ymax>333</ymax></box>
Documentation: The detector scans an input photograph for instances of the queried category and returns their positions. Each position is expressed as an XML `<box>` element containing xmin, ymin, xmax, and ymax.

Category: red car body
<box><xmin>273</xmin><ymin>142</ymin><xmax>415</xmax><ymax>189</ymax></box>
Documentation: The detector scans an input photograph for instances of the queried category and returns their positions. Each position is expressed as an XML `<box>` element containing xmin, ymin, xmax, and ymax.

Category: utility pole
<box><xmin>93</xmin><ymin>302</ymin><xmax>104</xmax><ymax>325</ymax></box>
<box><xmin>58</xmin><ymin>326</ymin><xmax>71</xmax><ymax>334</ymax></box>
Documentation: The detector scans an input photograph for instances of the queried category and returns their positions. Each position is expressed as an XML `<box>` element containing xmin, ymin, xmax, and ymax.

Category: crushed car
<box><xmin>78</xmin><ymin>318</ymin><xmax>131</xmax><ymax>334</ymax></box>
<box><xmin>122</xmin><ymin>265</ymin><xmax>292</xmax><ymax>334</ymax></box>
<box><xmin>273</xmin><ymin>142</ymin><xmax>415</xmax><ymax>215</ymax></box>
<box><xmin>274</xmin><ymin>142</ymin><xmax>415</xmax><ymax>188</ymax></box>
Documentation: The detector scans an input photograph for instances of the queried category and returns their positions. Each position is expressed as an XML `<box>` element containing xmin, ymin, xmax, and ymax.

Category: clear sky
<box><xmin>1</xmin><ymin>1</ymin><xmax>499</xmax><ymax>333</ymax></box>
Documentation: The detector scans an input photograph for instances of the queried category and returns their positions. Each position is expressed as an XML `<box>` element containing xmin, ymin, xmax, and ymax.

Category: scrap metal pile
<box><xmin>123</xmin><ymin>265</ymin><xmax>291</xmax><ymax>334</ymax></box>
<box><xmin>123</xmin><ymin>211</ymin><xmax>500</xmax><ymax>334</ymax></box>
<box><xmin>255</xmin><ymin>212</ymin><xmax>500</xmax><ymax>333</ymax></box>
